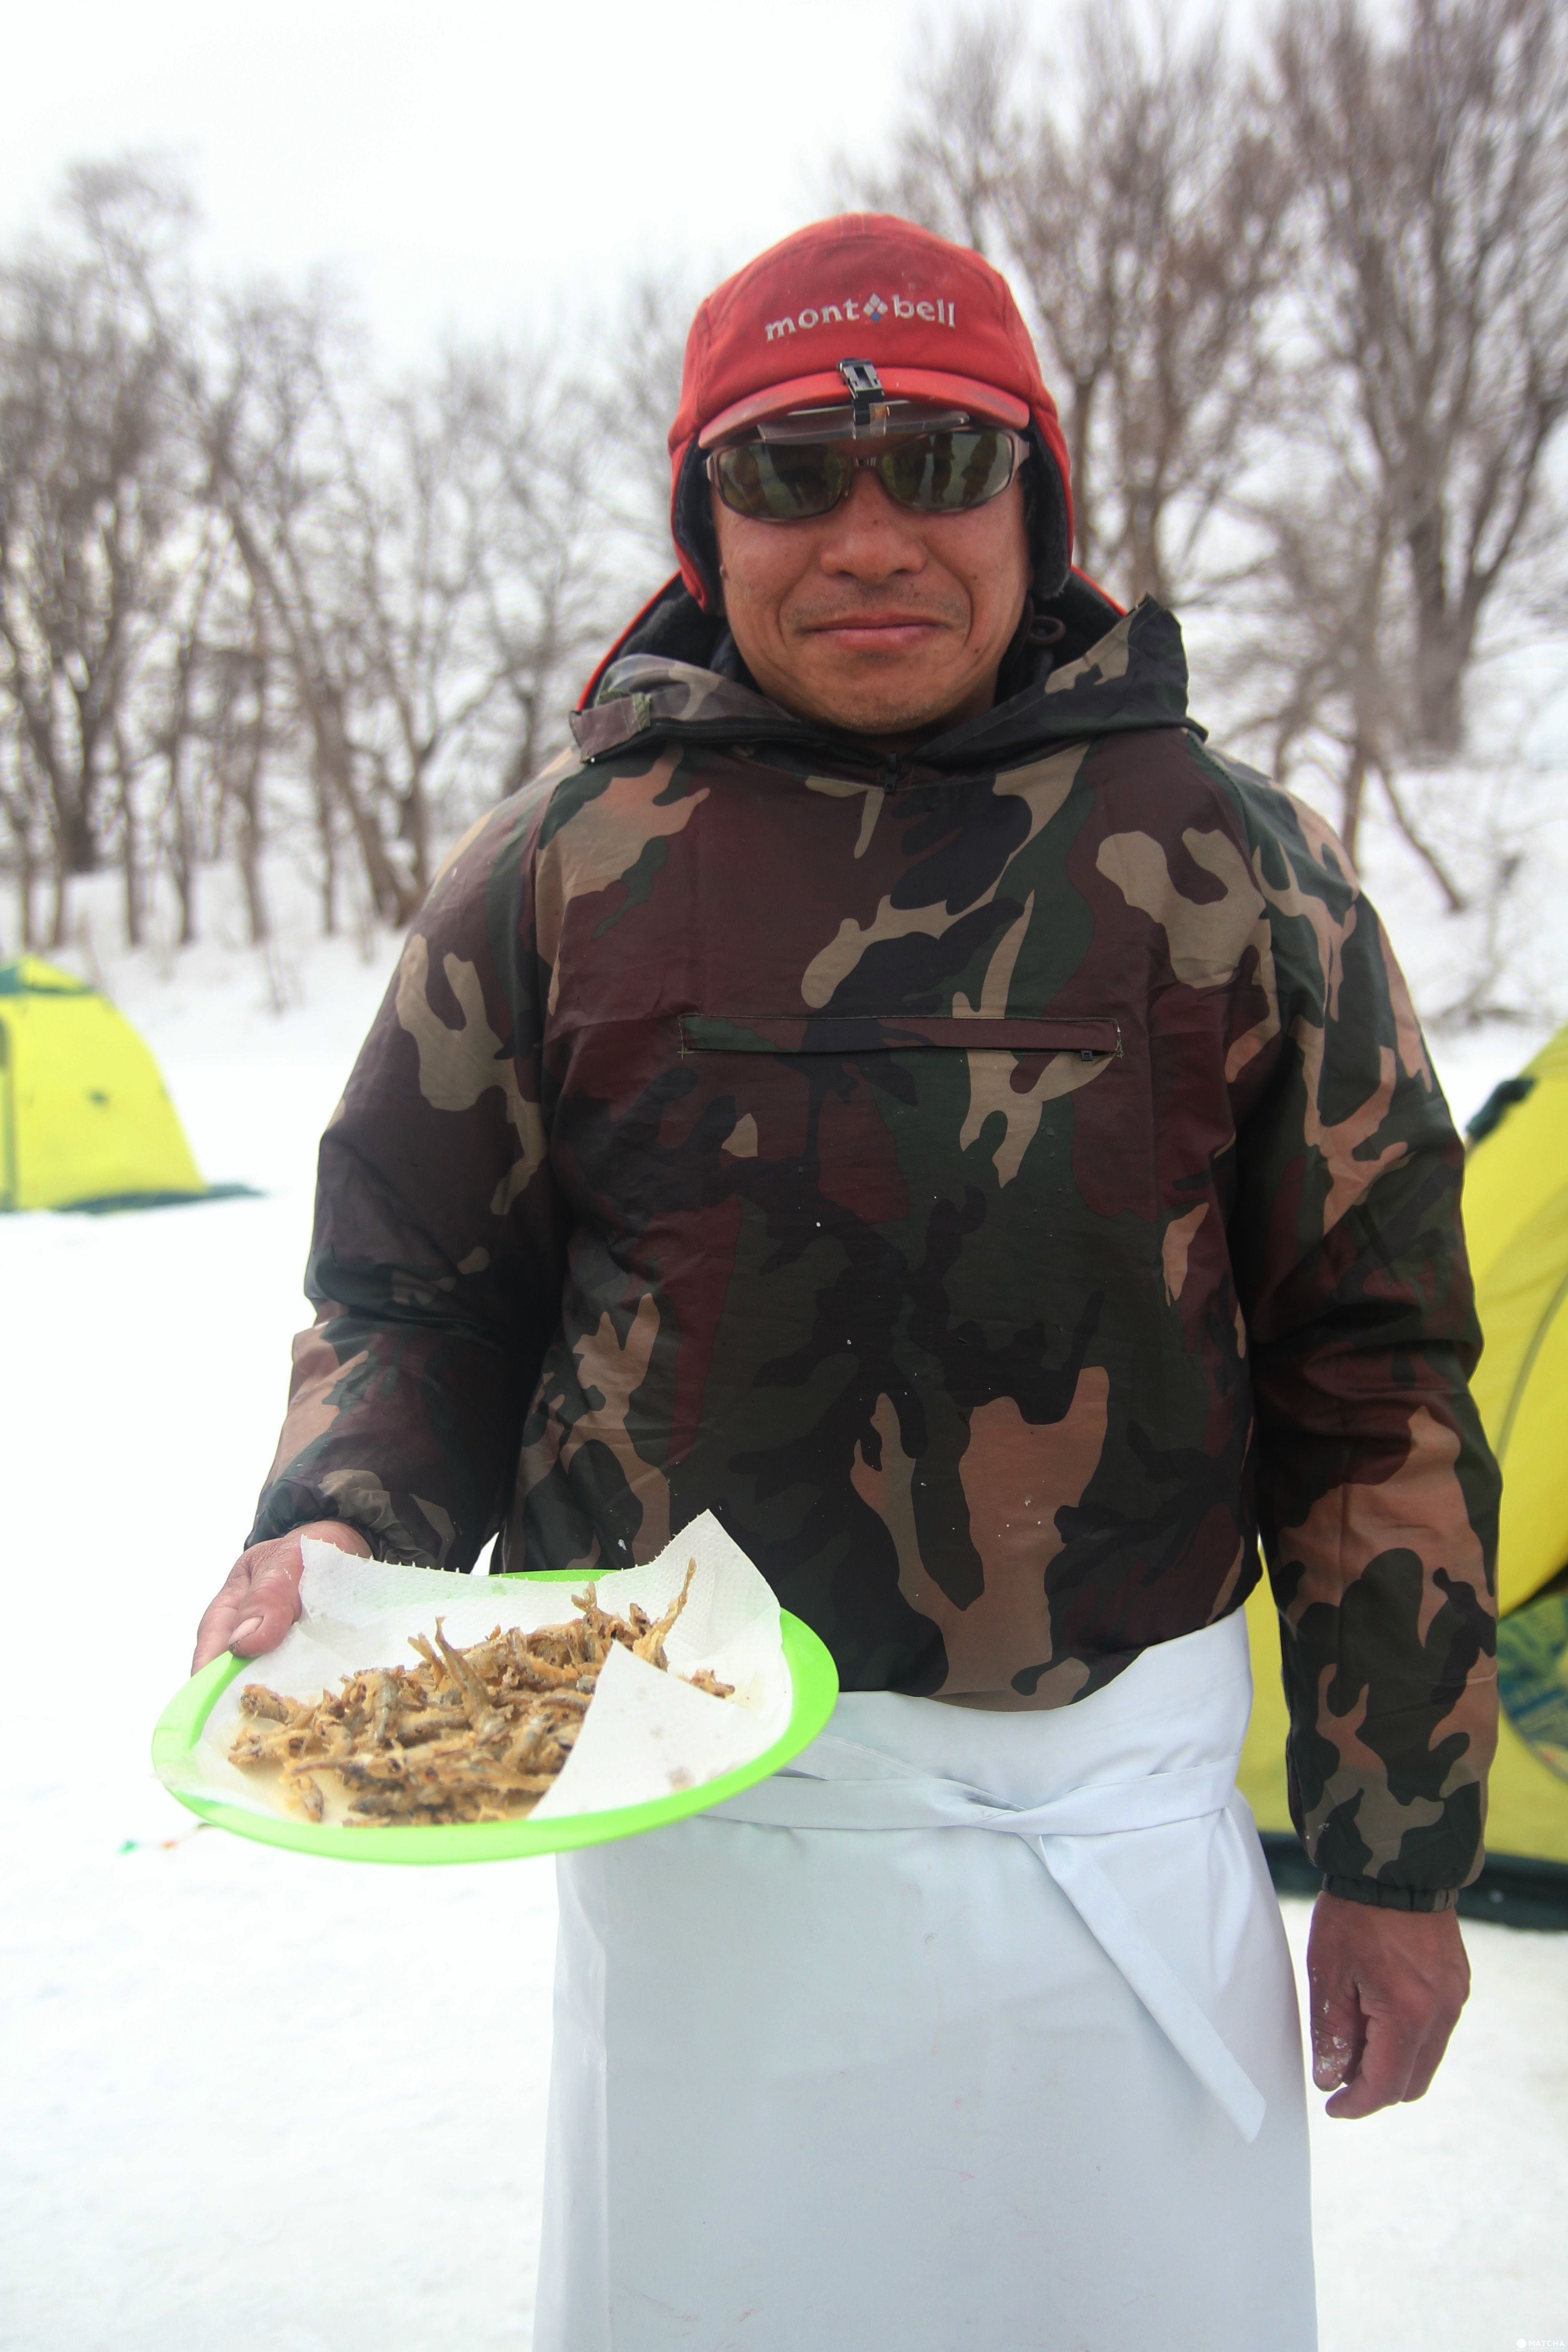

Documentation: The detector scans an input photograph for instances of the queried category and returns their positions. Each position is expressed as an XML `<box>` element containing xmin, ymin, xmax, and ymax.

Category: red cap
<box><xmin>668</xmin><ymin>213</ymin><xmax>1073</xmax><ymax>608</ymax></box>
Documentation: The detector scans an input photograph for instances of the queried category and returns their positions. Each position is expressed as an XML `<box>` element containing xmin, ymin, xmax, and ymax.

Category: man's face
<box><xmin>711</xmin><ymin>454</ymin><xmax>1031</xmax><ymax>746</ymax></box>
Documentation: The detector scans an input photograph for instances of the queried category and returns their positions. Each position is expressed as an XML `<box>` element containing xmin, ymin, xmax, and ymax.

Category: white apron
<box><xmin>534</xmin><ymin>1611</ymin><xmax>1316</xmax><ymax>2352</ymax></box>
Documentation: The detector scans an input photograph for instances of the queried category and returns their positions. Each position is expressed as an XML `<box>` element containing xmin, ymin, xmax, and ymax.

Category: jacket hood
<box><xmin>570</xmin><ymin>573</ymin><xmax>1201</xmax><ymax>776</ymax></box>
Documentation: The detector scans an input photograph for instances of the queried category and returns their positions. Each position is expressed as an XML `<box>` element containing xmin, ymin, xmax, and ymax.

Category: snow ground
<box><xmin>2</xmin><ymin>865</ymin><xmax>1566</xmax><ymax>2352</ymax></box>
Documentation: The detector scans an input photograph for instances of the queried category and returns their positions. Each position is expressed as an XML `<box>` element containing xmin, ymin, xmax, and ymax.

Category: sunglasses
<box><xmin>706</xmin><ymin>426</ymin><xmax>1028</xmax><ymax>524</ymax></box>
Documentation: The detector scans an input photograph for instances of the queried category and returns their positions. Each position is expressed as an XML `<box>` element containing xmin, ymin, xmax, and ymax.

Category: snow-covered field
<box><xmin>2</xmin><ymin>863</ymin><xmax>1566</xmax><ymax>2352</ymax></box>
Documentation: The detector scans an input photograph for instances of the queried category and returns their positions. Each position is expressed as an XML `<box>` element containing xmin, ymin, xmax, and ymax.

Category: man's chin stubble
<box><xmin>801</xmin><ymin>693</ymin><xmax>976</xmax><ymax>744</ymax></box>
<box><xmin>783</xmin><ymin>649</ymin><xmax>978</xmax><ymax>739</ymax></box>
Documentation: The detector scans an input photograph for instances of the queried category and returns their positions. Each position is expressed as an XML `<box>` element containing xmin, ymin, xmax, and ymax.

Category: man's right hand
<box><xmin>191</xmin><ymin>1520</ymin><xmax>371</xmax><ymax>1674</ymax></box>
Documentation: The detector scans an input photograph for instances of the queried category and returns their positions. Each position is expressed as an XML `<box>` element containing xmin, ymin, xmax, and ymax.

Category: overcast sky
<box><xmin>4</xmin><ymin>0</ymin><xmax>1029</xmax><ymax>361</ymax></box>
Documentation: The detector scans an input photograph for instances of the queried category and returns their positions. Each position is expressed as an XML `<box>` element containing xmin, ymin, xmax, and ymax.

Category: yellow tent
<box><xmin>1239</xmin><ymin>1030</ymin><xmax>1568</xmax><ymax>1925</ymax></box>
<box><xmin>0</xmin><ymin>955</ymin><xmax>206</xmax><ymax>1211</ymax></box>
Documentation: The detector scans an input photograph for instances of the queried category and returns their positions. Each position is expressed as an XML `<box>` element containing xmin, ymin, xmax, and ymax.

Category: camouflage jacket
<box><xmin>253</xmin><ymin>593</ymin><xmax>1499</xmax><ymax>1908</ymax></box>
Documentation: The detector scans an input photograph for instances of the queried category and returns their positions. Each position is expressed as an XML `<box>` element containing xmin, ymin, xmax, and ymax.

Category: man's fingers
<box><xmin>1308</xmin><ymin>1890</ymin><xmax>1472</xmax><ymax>2120</ymax></box>
<box><xmin>1324</xmin><ymin>2076</ymin><xmax>1381</xmax><ymax>2121</ymax></box>
<box><xmin>1309</xmin><ymin>1976</ymin><xmax>1363</xmax><ymax>2092</ymax></box>
<box><xmin>1399</xmin><ymin>2019</ymin><xmax>1457</xmax><ymax>2107</ymax></box>
<box><xmin>190</xmin><ymin>1546</ymin><xmax>305</xmax><ymax>1672</ymax></box>
<box><xmin>191</xmin><ymin>1523</ymin><xmax>368</xmax><ymax>1675</ymax></box>
<box><xmin>191</xmin><ymin>1585</ymin><xmax>252</xmax><ymax>1673</ymax></box>
<box><xmin>1323</xmin><ymin>2003</ymin><xmax>1425</xmax><ymax>2118</ymax></box>
<box><xmin>225</xmin><ymin>1568</ymin><xmax>302</xmax><ymax>1657</ymax></box>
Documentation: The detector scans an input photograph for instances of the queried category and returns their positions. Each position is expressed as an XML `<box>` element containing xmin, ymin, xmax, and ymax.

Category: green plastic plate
<box><xmin>151</xmin><ymin>1568</ymin><xmax>839</xmax><ymax>1865</ymax></box>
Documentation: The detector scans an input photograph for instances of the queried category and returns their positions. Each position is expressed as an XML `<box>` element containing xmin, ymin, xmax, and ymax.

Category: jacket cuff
<box><xmin>1321</xmin><ymin>1875</ymin><xmax>1460</xmax><ymax>1914</ymax></box>
<box><xmin>246</xmin><ymin>1481</ymin><xmax>384</xmax><ymax>1560</ymax></box>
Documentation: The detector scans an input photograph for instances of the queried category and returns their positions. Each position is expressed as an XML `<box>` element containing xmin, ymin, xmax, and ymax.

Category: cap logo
<box><xmin>763</xmin><ymin>291</ymin><xmax>957</xmax><ymax>343</ymax></box>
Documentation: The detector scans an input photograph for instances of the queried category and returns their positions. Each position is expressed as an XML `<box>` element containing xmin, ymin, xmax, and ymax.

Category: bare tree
<box><xmin>334</xmin><ymin>361</ymin><xmax>489</xmax><ymax>899</ymax></box>
<box><xmin>1217</xmin><ymin>453</ymin><xmax>1477</xmax><ymax>892</ymax></box>
<box><xmin>0</xmin><ymin>716</ymin><xmax>46</xmax><ymax>950</ymax></box>
<box><xmin>588</xmin><ymin>269</ymin><xmax>698</xmax><ymax>567</ymax></box>
<box><xmin>338</xmin><ymin>349</ymin><xmax>606</xmax><ymax>891</ymax></box>
<box><xmin>205</xmin><ymin>579</ymin><xmax>277</xmax><ymax>946</ymax></box>
<box><xmin>147</xmin><ymin>525</ymin><xmax>225</xmax><ymax>944</ymax></box>
<box><xmin>0</xmin><ymin>161</ymin><xmax>192</xmax><ymax>942</ymax></box>
<box><xmin>0</xmin><ymin>163</ymin><xmax>750</xmax><ymax>958</ymax></box>
<box><xmin>187</xmin><ymin>286</ymin><xmax>618</xmax><ymax>928</ymax></box>
<box><xmin>1274</xmin><ymin>0</ymin><xmax>1568</xmax><ymax>759</ymax></box>
<box><xmin>466</xmin><ymin>353</ymin><xmax>617</xmax><ymax>803</ymax></box>
<box><xmin>848</xmin><ymin>5</ymin><xmax>1291</xmax><ymax>607</ymax></box>
<box><xmin>834</xmin><ymin>10</ymin><xmax>1023</xmax><ymax>258</ymax></box>
<box><xmin>191</xmin><ymin>287</ymin><xmax>423</xmax><ymax>928</ymax></box>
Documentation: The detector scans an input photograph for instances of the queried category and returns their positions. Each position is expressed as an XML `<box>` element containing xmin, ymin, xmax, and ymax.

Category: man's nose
<box><xmin>815</xmin><ymin>467</ymin><xmax>927</xmax><ymax>578</ymax></box>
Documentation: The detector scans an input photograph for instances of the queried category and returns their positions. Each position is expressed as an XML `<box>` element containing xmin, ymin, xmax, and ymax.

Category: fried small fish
<box><xmin>230</xmin><ymin>1558</ymin><xmax>734</xmax><ymax>1826</ymax></box>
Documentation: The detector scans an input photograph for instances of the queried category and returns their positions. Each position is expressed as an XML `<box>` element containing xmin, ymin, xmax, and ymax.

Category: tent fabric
<box><xmin>1459</xmin><ymin>1025</ymin><xmax>1568</xmax><ymax>1616</ymax></box>
<box><xmin>0</xmin><ymin>956</ymin><xmax>205</xmax><ymax>1212</ymax></box>
<box><xmin>1240</xmin><ymin>1026</ymin><xmax>1568</xmax><ymax>1881</ymax></box>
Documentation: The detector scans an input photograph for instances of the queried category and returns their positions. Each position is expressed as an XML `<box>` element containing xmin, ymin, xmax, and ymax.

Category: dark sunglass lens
<box><xmin>880</xmin><ymin>430</ymin><xmax>1015</xmax><ymax>512</ymax></box>
<box><xmin>715</xmin><ymin>443</ymin><xmax>848</xmax><ymax>520</ymax></box>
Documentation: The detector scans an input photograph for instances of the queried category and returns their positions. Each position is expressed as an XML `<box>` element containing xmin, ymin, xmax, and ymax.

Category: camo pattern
<box><xmin>251</xmin><ymin>598</ymin><xmax>1499</xmax><ymax>1906</ymax></box>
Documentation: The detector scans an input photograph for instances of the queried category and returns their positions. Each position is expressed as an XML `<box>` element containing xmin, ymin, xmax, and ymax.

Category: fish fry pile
<box><xmin>228</xmin><ymin>1560</ymin><xmax>732</xmax><ymax>1826</ymax></box>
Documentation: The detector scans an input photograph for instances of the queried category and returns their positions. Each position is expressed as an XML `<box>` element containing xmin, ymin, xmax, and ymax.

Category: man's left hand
<box><xmin>1306</xmin><ymin>1889</ymin><xmax>1470</xmax><ymax>2119</ymax></box>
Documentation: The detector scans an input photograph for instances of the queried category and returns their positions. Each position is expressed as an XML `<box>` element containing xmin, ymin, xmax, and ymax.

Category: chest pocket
<box><xmin>675</xmin><ymin>1011</ymin><xmax>1122</xmax><ymax>1209</ymax></box>
<box><xmin>676</xmin><ymin>1014</ymin><xmax>1120</xmax><ymax>1059</ymax></box>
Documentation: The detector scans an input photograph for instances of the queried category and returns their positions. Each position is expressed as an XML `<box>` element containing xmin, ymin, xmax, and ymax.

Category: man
<box><xmin>195</xmin><ymin>216</ymin><xmax>1498</xmax><ymax>2350</ymax></box>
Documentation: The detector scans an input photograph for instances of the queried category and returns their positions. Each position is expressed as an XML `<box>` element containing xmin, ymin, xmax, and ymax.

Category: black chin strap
<box><xmin>995</xmin><ymin>595</ymin><xmax>1067</xmax><ymax>701</ymax></box>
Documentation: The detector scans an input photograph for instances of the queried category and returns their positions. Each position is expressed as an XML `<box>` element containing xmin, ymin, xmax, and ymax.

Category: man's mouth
<box><xmin>799</xmin><ymin>614</ymin><xmax>952</xmax><ymax>652</ymax></box>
